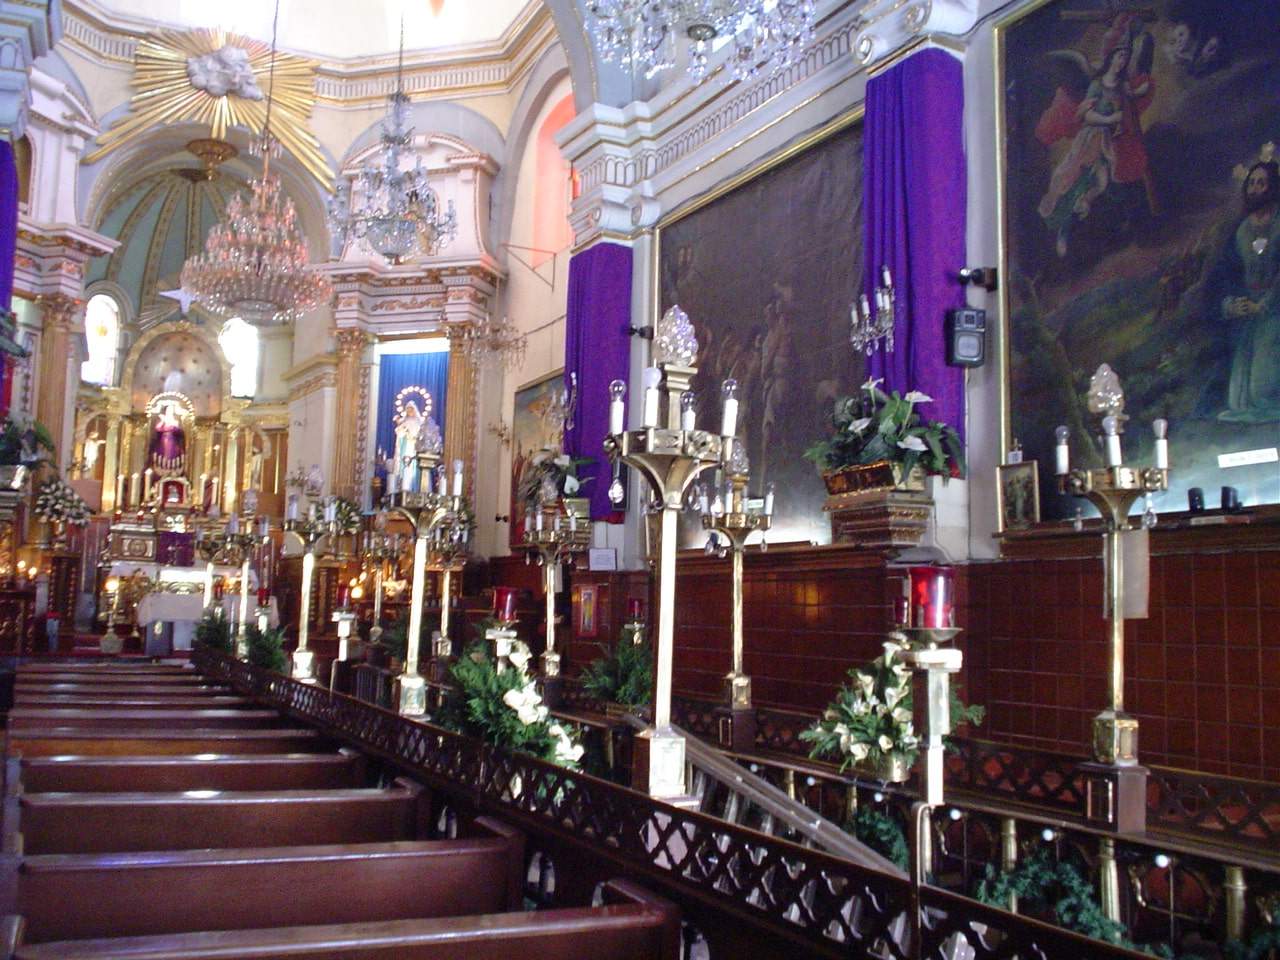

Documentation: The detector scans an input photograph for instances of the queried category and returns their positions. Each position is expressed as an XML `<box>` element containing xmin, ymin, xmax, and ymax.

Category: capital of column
<box><xmin>334</xmin><ymin>327</ymin><xmax>373</xmax><ymax>360</ymax></box>
<box><xmin>851</xmin><ymin>3</ymin><xmax>976</xmax><ymax>68</ymax></box>
<box><xmin>34</xmin><ymin>293</ymin><xmax>82</xmax><ymax>331</ymax></box>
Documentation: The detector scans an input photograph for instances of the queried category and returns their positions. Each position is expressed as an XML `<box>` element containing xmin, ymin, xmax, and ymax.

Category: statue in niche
<box><xmin>148</xmin><ymin>401</ymin><xmax>186</xmax><ymax>474</ymax></box>
<box><xmin>394</xmin><ymin>400</ymin><xmax>425</xmax><ymax>467</ymax></box>
<box><xmin>249</xmin><ymin>443</ymin><xmax>265</xmax><ymax>491</ymax></box>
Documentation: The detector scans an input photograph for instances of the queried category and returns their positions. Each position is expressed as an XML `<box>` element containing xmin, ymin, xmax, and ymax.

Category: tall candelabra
<box><xmin>359</xmin><ymin>526</ymin><xmax>401</xmax><ymax>647</ymax></box>
<box><xmin>382</xmin><ymin>424</ymin><xmax>468</xmax><ymax>717</ymax></box>
<box><xmin>1054</xmin><ymin>366</ymin><xmax>1169</xmax><ymax>831</ymax></box>
<box><xmin>195</xmin><ymin>527</ymin><xmax>223</xmax><ymax>612</ymax></box>
<box><xmin>522</xmin><ymin>506</ymin><xmax>589</xmax><ymax>704</ymax></box>
<box><xmin>604</xmin><ymin>304</ymin><xmax>736</xmax><ymax>800</ymax></box>
<box><xmin>694</xmin><ymin>446</ymin><xmax>773</xmax><ymax>751</ymax></box>
<box><xmin>214</xmin><ymin>512</ymin><xmax>270</xmax><ymax>658</ymax></box>
<box><xmin>283</xmin><ymin>499</ymin><xmax>341</xmax><ymax>683</ymax></box>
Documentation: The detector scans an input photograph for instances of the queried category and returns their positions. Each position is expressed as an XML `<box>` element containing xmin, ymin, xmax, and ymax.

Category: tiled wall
<box><xmin>663</xmin><ymin>543</ymin><xmax>1280</xmax><ymax>779</ymax></box>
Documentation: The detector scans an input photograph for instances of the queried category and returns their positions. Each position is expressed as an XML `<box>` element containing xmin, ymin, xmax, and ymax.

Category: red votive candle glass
<box><xmin>337</xmin><ymin>584</ymin><xmax>349</xmax><ymax>608</ymax></box>
<box><xmin>909</xmin><ymin>565</ymin><xmax>954</xmax><ymax>629</ymax></box>
<box><xmin>493</xmin><ymin>586</ymin><xmax>519</xmax><ymax>624</ymax></box>
<box><xmin>214</xmin><ymin>580</ymin><xmax>224</xmax><ymax>600</ymax></box>
<box><xmin>627</xmin><ymin>598</ymin><xmax>644</xmax><ymax>621</ymax></box>
<box><xmin>257</xmin><ymin>587</ymin><xmax>269</xmax><ymax>607</ymax></box>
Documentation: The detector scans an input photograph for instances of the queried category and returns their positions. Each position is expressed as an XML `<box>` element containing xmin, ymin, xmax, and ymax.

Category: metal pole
<box><xmin>439</xmin><ymin>566</ymin><xmax>451</xmax><ymax>644</ymax></box>
<box><xmin>731</xmin><ymin>541</ymin><xmax>744</xmax><ymax>679</ymax></box>
<box><xmin>292</xmin><ymin>548</ymin><xmax>316</xmax><ymax>681</ymax></box>
<box><xmin>654</xmin><ymin>505</ymin><xmax>678</xmax><ymax>731</ymax></box>
<box><xmin>544</xmin><ymin>558</ymin><xmax>556</xmax><ymax>658</ymax></box>
<box><xmin>203</xmin><ymin>561</ymin><xmax>215</xmax><ymax>611</ymax></box>
<box><xmin>406</xmin><ymin>534</ymin><xmax>428</xmax><ymax>677</ymax></box>
<box><xmin>237</xmin><ymin>555</ymin><xmax>251</xmax><ymax>658</ymax></box>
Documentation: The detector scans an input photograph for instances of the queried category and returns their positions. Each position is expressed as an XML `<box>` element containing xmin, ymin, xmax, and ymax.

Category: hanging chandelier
<box><xmin>326</xmin><ymin>21</ymin><xmax>458</xmax><ymax>264</ymax></box>
<box><xmin>180</xmin><ymin>2</ymin><xmax>332</xmax><ymax>325</ymax></box>
<box><xmin>461</xmin><ymin>315</ymin><xmax>527</xmax><ymax>372</ymax></box>
<box><xmin>586</xmin><ymin>0</ymin><xmax>817</xmax><ymax>82</ymax></box>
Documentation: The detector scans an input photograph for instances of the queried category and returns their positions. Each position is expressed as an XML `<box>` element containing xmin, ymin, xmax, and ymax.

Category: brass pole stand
<box><xmin>701</xmin><ymin>471</ymin><xmax>770</xmax><ymax>752</ymax></box>
<box><xmin>523</xmin><ymin>519</ymin><xmax>589</xmax><ymax>708</ymax></box>
<box><xmin>283</xmin><ymin>515</ymin><xmax>335</xmax><ymax>683</ymax></box>
<box><xmin>606</xmin><ymin>362</ymin><xmax>723</xmax><ymax>800</ymax></box>
<box><xmin>222</xmin><ymin>522</ymin><xmax>266</xmax><ymax>660</ymax></box>
<box><xmin>1060</xmin><ymin>463</ymin><xmax>1167</xmax><ymax>832</ymax></box>
<box><xmin>361</xmin><ymin>530</ymin><xmax>398</xmax><ymax>647</ymax></box>
<box><xmin>897</xmin><ymin>627</ymin><xmax>963</xmax><ymax>809</ymax></box>
<box><xmin>195</xmin><ymin>530</ymin><xmax>221</xmax><ymax>612</ymax></box>
<box><xmin>425</xmin><ymin>547</ymin><xmax>468</xmax><ymax>709</ymax></box>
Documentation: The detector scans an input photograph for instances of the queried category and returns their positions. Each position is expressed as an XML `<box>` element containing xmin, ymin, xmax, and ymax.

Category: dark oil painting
<box><xmin>659</xmin><ymin>121</ymin><xmax>865</xmax><ymax>547</ymax></box>
<box><xmin>1004</xmin><ymin>0</ymin><xmax>1280</xmax><ymax>519</ymax></box>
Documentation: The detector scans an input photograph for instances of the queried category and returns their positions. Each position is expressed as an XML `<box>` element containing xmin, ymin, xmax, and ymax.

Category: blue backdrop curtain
<box><xmin>563</xmin><ymin>242</ymin><xmax>633</xmax><ymax>522</ymax></box>
<box><xmin>864</xmin><ymin>48</ymin><xmax>968</xmax><ymax>440</ymax></box>
<box><xmin>375</xmin><ymin>352</ymin><xmax>450</xmax><ymax>469</ymax></box>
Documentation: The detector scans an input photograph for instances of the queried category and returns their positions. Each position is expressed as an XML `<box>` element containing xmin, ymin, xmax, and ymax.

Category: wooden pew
<box><xmin>13</xmin><ymin>683</ymin><xmax>231</xmax><ymax>700</ymax></box>
<box><xmin>11</xmin><ymin>879</ymin><xmax>680</xmax><ymax>960</ymax></box>
<box><xmin>8</xmin><ymin>728</ymin><xmax>324</xmax><ymax>759</ymax></box>
<box><xmin>10</xmin><ymin>694</ymin><xmax>252</xmax><ymax>710</ymax></box>
<box><xmin>16</xmin><ymin>818</ymin><xmax>523</xmax><ymax>942</ymax></box>
<box><xmin>7</xmin><ymin>709</ymin><xmax>285</xmax><ymax>732</ymax></box>
<box><xmin>14</xmin><ymin>673</ymin><xmax>206</xmax><ymax>686</ymax></box>
<box><xmin>18</xmin><ymin>777</ymin><xmax>430</xmax><ymax>854</ymax></box>
<box><xmin>18</xmin><ymin>751</ymin><xmax>366</xmax><ymax>793</ymax></box>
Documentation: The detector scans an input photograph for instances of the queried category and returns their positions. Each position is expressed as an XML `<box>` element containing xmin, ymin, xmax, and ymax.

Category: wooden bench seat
<box><xmin>8</xmin><ymin>728</ymin><xmax>323</xmax><ymax>758</ymax></box>
<box><xmin>17</xmin><ymin>818</ymin><xmax>523</xmax><ymax>942</ymax></box>
<box><xmin>7</xmin><ymin>709</ymin><xmax>285</xmax><ymax>732</ymax></box>
<box><xmin>13</xmin><ymin>683</ymin><xmax>231</xmax><ymax>700</ymax></box>
<box><xmin>10</xmin><ymin>695</ymin><xmax>252</xmax><ymax>709</ymax></box>
<box><xmin>18</xmin><ymin>778</ymin><xmax>429</xmax><ymax>854</ymax></box>
<box><xmin>14</xmin><ymin>673</ymin><xmax>206</xmax><ymax>686</ymax></box>
<box><xmin>12</xmin><ymin>880</ymin><xmax>679</xmax><ymax>960</ymax></box>
<box><xmin>18</xmin><ymin>752</ymin><xmax>365</xmax><ymax>793</ymax></box>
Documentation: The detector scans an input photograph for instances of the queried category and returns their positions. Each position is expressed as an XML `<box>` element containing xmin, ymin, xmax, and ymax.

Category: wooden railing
<box><xmin>195</xmin><ymin>648</ymin><xmax>1157</xmax><ymax>960</ymax></box>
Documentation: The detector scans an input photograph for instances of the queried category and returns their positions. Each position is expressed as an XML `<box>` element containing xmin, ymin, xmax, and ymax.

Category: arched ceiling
<box><xmin>84</xmin><ymin>0</ymin><xmax>541</xmax><ymax>60</ymax></box>
<box><xmin>130</xmin><ymin>331</ymin><xmax>223</xmax><ymax>416</ymax></box>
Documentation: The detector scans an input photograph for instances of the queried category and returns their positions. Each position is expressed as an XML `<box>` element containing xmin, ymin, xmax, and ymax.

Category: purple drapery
<box><xmin>564</xmin><ymin>242</ymin><xmax>633</xmax><ymax>522</ymax></box>
<box><xmin>865</xmin><ymin>48</ymin><xmax>967</xmax><ymax>439</ymax></box>
<box><xmin>0</xmin><ymin>140</ymin><xmax>15</xmax><ymax>312</ymax></box>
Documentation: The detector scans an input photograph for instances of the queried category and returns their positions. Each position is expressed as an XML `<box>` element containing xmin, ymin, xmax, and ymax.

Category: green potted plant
<box><xmin>804</xmin><ymin>377</ymin><xmax>965</xmax><ymax>495</ymax></box>
<box><xmin>580</xmin><ymin>627</ymin><xmax>653</xmax><ymax>717</ymax></box>
<box><xmin>194</xmin><ymin>609</ymin><xmax>233</xmax><ymax>654</ymax></box>
<box><xmin>244</xmin><ymin>623</ymin><xmax>288</xmax><ymax>672</ymax></box>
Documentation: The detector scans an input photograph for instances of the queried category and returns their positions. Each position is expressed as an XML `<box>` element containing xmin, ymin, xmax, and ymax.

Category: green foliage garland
<box><xmin>194</xmin><ymin>610</ymin><xmax>232</xmax><ymax>653</ymax></box>
<box><xmin>580</xmin><ymin>629</ymin><xmax>653</xmax><ymax>710</ymax></box>
<box><xmin>851</xmin><ymin>805</ymin><xmax>909</xmax><ymax>870</ymax></box>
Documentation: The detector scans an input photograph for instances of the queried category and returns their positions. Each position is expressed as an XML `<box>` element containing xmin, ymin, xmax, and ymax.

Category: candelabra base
<box><xmin>541</xmin><ymin>650</ymin><xmax>561</xmax><ymax>679</ymax></box>
<box><xmin>715</xmin><ymin>704</ymin><xmax>756</xmax><ymax>754</ymax></box>
<box><xmin>487</xmin><ymin>627</ymin><xmax>517</xmax><ymax>670</ymax></box>
<box><xmin>1092</xmin><ymin>709</ymin><xmax>1140</xmax><ymax>766</ymax></box>
<box><xmin>398</xmin><ymin>671</ymin><xmax>427</xmax><ymax>717</ymax></box>
<box><xmin>724</xmin><ymin>671</ymin><xmax>751</xmax><ymax>709</ymax></box>
<box><xmin>541</xmin><ymin>673</ymin><xmax>564</xmax><ymax>710</ymax></box>
<box><xmin>631</xmin><ymin>726</ymin><xmax>690</xmax><ymax>800</ymax></box>
<box><xmin>99</xmin><ymin>626</ymin><xmax>122</xmax><ymax>656</ymax></box>
<box><xmin>369</xmin><ymin>624</ymin><xmax>384</xmax><ymax>646</ymax></box>
<box><xmin>236</xmin><ymin>634</ymin><xmax>249</xmax><ymax>660</ymax></box>
<box><xmin>431</xmin><ymin>631</ymin><xmax>451</xmax><ymax>660</ymax></box>
<box><xmin>290</xmin><ymin>648</ymin><xmax>317</xmax><ymax>683</ymax></box>
<box><xmin>1080</xmin><ymin>760</ymin><xmax>1149</xmax><ymax>834</ymax></box>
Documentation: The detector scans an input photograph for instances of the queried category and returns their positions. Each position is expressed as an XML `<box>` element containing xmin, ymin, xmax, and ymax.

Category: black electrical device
<box><xmin>946</xmin><ymin>308</ymin><xmax>986</xmax><ymax>367</ymax></box>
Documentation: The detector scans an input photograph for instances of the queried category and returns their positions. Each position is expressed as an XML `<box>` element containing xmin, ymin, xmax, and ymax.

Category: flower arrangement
<box><xmin>332</xmin><ymin>496</ymin><xmax>362</xmax><ymax>535</ymax></box>
<box><xmin>517</xmin><ymin>449</ymin><xmax>593</xmax><ymax>510</ymax></box>
<box><xmin>804</xmin><ymin>377</ymin><xmax>965</xmax><ymax>480</ymax></box>
<box><xmin>800</xmin><ymin>640</ymin><xmax>984</xmax><ymax>775</ymax></box>
<box><xmin>447</xmin><ymin>639</ymin><xmax>584</xmax><ymax>768</ymax></box>
<box><xmin>34</xmin><ymin>477</ymin><xmax>92</xmax><ymax>526</ymax></box>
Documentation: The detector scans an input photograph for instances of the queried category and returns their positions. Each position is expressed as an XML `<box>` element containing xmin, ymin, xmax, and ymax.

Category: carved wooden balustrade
<box><xmin>194</xmin><ymin>647</ymin><xmax>1156</xmax><ymax>960</ymax></box>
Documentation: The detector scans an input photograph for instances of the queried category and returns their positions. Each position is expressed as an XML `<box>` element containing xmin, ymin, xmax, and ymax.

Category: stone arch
<box><xmin>540</xmin><ymin>0</ymin><xmax>637</xmax><ymax>110</ymax></box>
<box><xmin>339</xmin><ymin>101</ymin><xmax>505</xmax><ymax>169</ymax></box>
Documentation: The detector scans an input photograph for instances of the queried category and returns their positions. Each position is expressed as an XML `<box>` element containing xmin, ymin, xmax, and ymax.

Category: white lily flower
<box><xmin>502</xmin><ymin>689</ymin><xmax>526</xmax><ymax>712</ymax></box>
<box><xmin>861</xmin><ymin>376</ymin><xmax>884</xmax><ymax>394</ymax></box>
<box><xmin>850</xmin><ymin>742</ymin><xmax>870</xmax><ymax>762</ymax></box>
<box><xmin>882</xmin><ymin>641</ymin><xmax>901</xmax><ymax>659</ymax></box>
<box><xmin>878</xmin><ymin>735</ymin><xmax>895</xmax><ymax>752</ymax></box>
<box><xmin>850</xmin><ymin>417</ymin><xmax>873</xmax><ymax>434</ymax></box>
<box><xmin>892</xmin><ymin>707</ymin><xmax>912</xmax><ymax>724</ymax></box>
<box><xmin>553</xmin><ymin>454</ymin><xmax>571</xmax><ymax>468</ymax></box>
<box><xmin>563</xmin><ymin>475</ymin><xmax>579</xmax><ymax>494</ymax></box>
<box><xmin>508</xmin><ymin>647</ymin><xmax>531</xmax><ymax>672</ymax></box>
<box><xmin>897</xmin><ymin>436</ymin><xmax>928</xmax><ymax>452</ymax></box>
<box><xmin>856</xmin><ymin>672</ymin><xmax>875</xmax><ymax>695</ymax></box>
<box><xmin>903</xmin><ymin>390</ymin><xmax>933</xmax><ymax>404</ymax></box>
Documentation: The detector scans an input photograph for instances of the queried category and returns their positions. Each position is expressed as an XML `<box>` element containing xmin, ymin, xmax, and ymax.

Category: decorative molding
<box><xmin>0</xmin><ymin>0</ymin><xmax>60</xmax><ymax>142</ymax></box>
<box><xmin>14</xmin><ymin>216</ymin><xmax>118</xmax><ymax>301</ymax></box>
<box><xmin>322</xmin><ymin>256</ymin><xmax>501</xmax><ymax>336</ymax></box>
<box><xmin>282</xmin><ymin>353</ymin><xmax>338</xmax><ymax>400</ymax></box>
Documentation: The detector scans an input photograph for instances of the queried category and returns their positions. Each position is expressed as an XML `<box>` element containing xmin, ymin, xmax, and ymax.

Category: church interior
<box><xmin>0</xmin><ymin>0</ymin><xmax>1275</xmax><ymax>956</ymax></box>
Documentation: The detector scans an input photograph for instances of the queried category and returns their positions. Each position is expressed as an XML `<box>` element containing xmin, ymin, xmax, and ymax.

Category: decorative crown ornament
<box><xmin>654</xmin><ymin>304</ymin><xmax>699</xmax><ymax>366</ymax></box>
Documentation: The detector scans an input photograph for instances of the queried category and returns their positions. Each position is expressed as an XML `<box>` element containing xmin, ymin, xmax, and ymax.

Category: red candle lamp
<box><xmin>908</xmin><ymin>564</ymin><xmax>955</xmax><ymax>631</ymax></box>
<box><xmin>257</xmin><ymin>587</ymin><xmax>269</xmax><ymax>607</ymax></box>
<box><xmin>627</xmin><ymin>597</ymin><xmax>645</xmax><ymax>621</ymax></box>
<box><xmin>493</xmin><ymin>586</ymin><xmax>519</xmax><ymax>625</ymax></box>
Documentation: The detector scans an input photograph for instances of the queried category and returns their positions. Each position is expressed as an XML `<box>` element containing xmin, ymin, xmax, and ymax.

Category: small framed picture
<box><xmin>574</xmin><ymin>584</ymin><xmax>598</xmax><ymax>638</ymax></box>
<box><xmin>997</xmin><ymin>461</ymin><xmax>1040</xmax><ymax>532</ymax></box>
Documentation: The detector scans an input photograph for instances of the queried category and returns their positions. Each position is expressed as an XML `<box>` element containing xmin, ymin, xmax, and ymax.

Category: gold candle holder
<box><xmin>283</xmin><ymin>512</ymin><xmax>337</xmax><ymax>683</ymax></box>
<box><xmin>523</xmin><ymin>516</ymin><xmax>589</xmax><ymax>684</ymax></box>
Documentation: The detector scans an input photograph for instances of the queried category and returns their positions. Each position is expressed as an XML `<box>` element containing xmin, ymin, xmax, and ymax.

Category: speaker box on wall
<box><xmin>946</xmin><ymin>308</ymin><xmax>986</xmax><ymax>367</ymax></box>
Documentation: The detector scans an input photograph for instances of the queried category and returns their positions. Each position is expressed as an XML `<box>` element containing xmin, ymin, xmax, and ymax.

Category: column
<box><xmin>330</xmin><ymin>328</ymin><xmax>369</xmax><ymax>500</ymax></box>
<box><xmin>33</xmin><ymin>294</ymin><xmax>80</xmax><ymax>467</ymax></box>
<box><xmin>101</xmin><ymin>416</ymin><xmax>121</xmax><ymax>512</ymax></box>
<box><xmin>443</xmin><ymin>324</ymin><xmax>477</xmax><ymax>501</ymax></box>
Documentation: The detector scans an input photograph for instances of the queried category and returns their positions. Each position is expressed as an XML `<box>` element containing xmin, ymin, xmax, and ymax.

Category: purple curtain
<box><xmin>0</xmin><ymin>140</ymin><xmax>15</xmax><ymax>312</ymax></box>
<box><xmin>865</xmin><ymin>48</ymin><xmax>967</xmax><ymax>439</ymax></box>
<box><xmin>563</xmin><ymin>242</ymin><xmax>632</xmax><ymax>522</ymax></box>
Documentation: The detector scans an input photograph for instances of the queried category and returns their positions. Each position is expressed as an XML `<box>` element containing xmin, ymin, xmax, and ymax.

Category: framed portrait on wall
<box><xmin>510</xmin><ymin>370</ymin><xmax>565</xmax><ymax>548</ymax></box>
<box><xmin>657</xmin><ymin>112</ymin><xmax>866</xmax><ymax>547</ymax></box>
<box><xmin>997</xmin><ymin>461</ymin><xmax>1041</xmax><ymax>531</ymax></box>
<box><xmin>997</xmin><ymin>0</ymin><xmax>1280</xmax><ymax>521</ymax></box>
<box><xmin>573</xmin><ymin>584</ymin><xmax>598</xmax><ymax>638</ymax></box>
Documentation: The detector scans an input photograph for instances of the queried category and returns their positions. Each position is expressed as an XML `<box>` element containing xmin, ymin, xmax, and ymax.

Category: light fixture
<box><xmin>586</xmin><ymin>0</ymin><xmax>817</xmax><ymax>83</ymax></box>
<box><xmin>180</xmin><ymin>1</ymin><xmax>333</xmax><ymax>325</ymax></box>
<box><xmin>326</xmin><ymin>19</ymin><xmax>458</xmax><ymax>264</ymax></box>
<box><xmin>460</xmin><ymin>315</ymin><xmax>527</xmax><ymax>372</ymax></box>
<box><xmin>849</xmin><ymin>265</ymin><xmax>896</xmax><ymax>357</ymax></box>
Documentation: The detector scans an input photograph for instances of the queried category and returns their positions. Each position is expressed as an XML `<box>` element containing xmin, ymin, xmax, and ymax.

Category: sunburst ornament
<box><xmin>85</xmin><ymin>28</ymin><xmax>333</xmax><ymax>188</ymax></box>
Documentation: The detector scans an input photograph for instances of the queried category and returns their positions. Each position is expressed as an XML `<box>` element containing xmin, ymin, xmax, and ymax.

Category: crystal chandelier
<box><xmin>586</xmin><ymin>0</ymin><xmax>817</xmax><ymax>82</ymax></box>
<box><xmin>849</xmin><ymin>265</ymin><xmax>897</xmax><ymax>356</ymax></box>
<box><xmin>327</xmin><ymin>21</ymin><xmax>458</xmax><ymax>264</ymax></box>
<box><xmin>461</xmin><ymin>315</ymin><xmax>527</xmax><ymax>372</ymax></box>
<box><xmin>180</xmin><ymin>3</ymin><xmax>332</xmax><ymax>325</ymax></box>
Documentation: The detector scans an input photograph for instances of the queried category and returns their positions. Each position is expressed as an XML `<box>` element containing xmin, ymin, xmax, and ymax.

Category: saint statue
<box><xmin>249</xmin><ymin>445</ymin><xmax>265</xmax><ymax>491</ymax></box>
<box><xmin>148</xmin><ymin>401</ymin><xmax>186</xmax><ymax>474</ymax></box>
<box><xmin>394</xmin><ymin>400</ymin><xmax>425</xmax><ymax>465</ymax></box>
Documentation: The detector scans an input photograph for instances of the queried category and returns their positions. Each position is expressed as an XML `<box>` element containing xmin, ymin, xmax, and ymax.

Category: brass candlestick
<box><xmin>604</xmin><ymin>305</ymin><xmax>733</xmax><ymax>800</ymax></box>
<box><xmin>221</xmin><ymin>518</ymin><xmax>268</xmax><ymax>659</ymax></box>
<box><xmin>698</xmin><ymin>463</ymin><xmax>771</xmax><ymax>750</ymax></box>
<box><xmin>523</xmin><ymin>512</ymin><xmax>589</xmax><ymax>684</ymax></box>
<box><xmin>360</xmin><ymin>527</ymin><xmax>400</xmax><ymax>646</ymax></box>
<box><xmin>283</xmin><ymin>508</ymin><xmax>338</xmax><ymax>683</ymax></box>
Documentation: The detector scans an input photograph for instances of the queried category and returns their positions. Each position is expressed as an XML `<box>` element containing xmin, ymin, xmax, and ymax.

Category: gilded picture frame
<box><xmin>997</xmin><ymin>461</ymin><xmax>1041</xmax><ymax>532</ymax></box>
<box><xmin>510</xmin><ymin>369</ymin><xmax>565</xmax><ymax>549</ymax></box>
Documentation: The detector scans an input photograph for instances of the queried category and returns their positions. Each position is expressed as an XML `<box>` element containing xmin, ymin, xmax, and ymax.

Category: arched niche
<box><xmin>118</xmin><ymin>321</ymin><xmax>231</xmax><ymax>418</ymax></box>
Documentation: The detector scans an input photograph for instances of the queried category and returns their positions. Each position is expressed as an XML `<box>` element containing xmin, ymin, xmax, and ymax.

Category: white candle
<box><xmin>286</xmin><ymin>495</ymin><xmax>299</xmax><ymax>521</ymax></box>
<box><xmin>228</xmin><ymin>513</ymin><xmax>239</xmax><ymax>535</ymax></box>
<box><xmin>641</xmin><ymin>368</ymin><xmax>660</xmax><ymax>428</ymax></box>
<box><xmin>325</xmin><ymin>499</ymin><xmax>337</xmax><ymax>523</ymax></box>
<box><xmin>1054</xmin><ymin>426</ymin><xmax>1070</xmax><ymax>476</ymax></box>
<box><xmin>881</xmin><ymin>264</ymin><xmax>892</xmax><ymax>289</ymax></box>
<box><xmin>721</xmin><ymin>379</ymin><xmax>739</xmax><ymax>437</ymax></box>
<box><xmin>452</xmin><ymin>459</ymin><xmax>463</xmax><ymax>497</ymax></box>
<box><xmin>698</xmin><ymin>485</ymin><xmax>709</xmax><ymax>515</ymax></box>
<box><xmin>404</xmin><ymin>458</ymin><xmax>417</xmax><ymax>494</ymax></box>
<box><xmin>764</xmin><ymin>482</ymin><xmax>775</xmax><ymax>517</ymax></box>
<box><xmin>257</xmin><ymin>516</ymin><xmax>270</xmax><ymax>539</ymax></box>
<box><xmin>535</xmin><ymin>511</ymin><xmax>544</xmax><ymax>532</ymax></box>
<box><xmin>609</xmin><ymin>380</ymin><xmax>626</xmax><ymax>435</ymax></box>
<box><xmin>553</xmin><ymin>514</ymin><xmax>561</xmax><ymax>532</ymax></box>
<box><xmin>131</xmin><ymin>472</ymin><xmax>140</xmax><ymax>507</ymax></box>
<box><xmin>569</xmin><ymin>512</ymin><xmax>577</xmax><ymax>533</ymax></box>
<box><xmin>1153</xmin><ymin>419</ymin><xmax>1169</xmax><ymax>470</ymax></box>
<box><xmin>143</xmin><ymin>469</ymin><xmax>153</xmax><ymax>501</ymax></box>
<box><xmin>1101</xmin><ymin>416</ymin><xmax>1122</xmax><ymax>467</ymax></box>
<box><xmin>115</xmin><ymin>473</ymin><xmax>124</xmax><ymax>506</ymax></box>
<box><xmin>437</xmin><ymin>469</ymin><xmax>448</xmax><ymax>497</ymax></box>
<box><xmin>680</xmin><ymin>392</ymin><xmax>696</xmax><ymax>432</ymax></box>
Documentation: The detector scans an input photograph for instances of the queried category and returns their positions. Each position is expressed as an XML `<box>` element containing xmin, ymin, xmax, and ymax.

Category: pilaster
<box><xmin>443</xmin><ymin>323</ymin><xmax>477</xmax><ymax>504</ymax></box>
<box><xmin>331</xmin><ymin>327</ymin><xmax>372</xmax><ymax>500</ymax></box>
<box><xmin>32</xmin><ymin>293</ymin><xmax>79</xmax><ymax>466</ymax></box>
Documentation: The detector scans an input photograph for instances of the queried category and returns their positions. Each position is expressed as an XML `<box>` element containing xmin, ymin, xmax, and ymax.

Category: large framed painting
<box><xmin>999</xmin><ymin>0</ymin><xmax>1280</xmax><ymax>520</ymax></box>
<box><xmin>658</xmin><ymin>114</ymin><xmax>865</xmax><ymax>547</ymax></box>
<box><xmin>510</xmin><ymin>370</ymin><xmax>565</xmax><ymax>548</ymax></box>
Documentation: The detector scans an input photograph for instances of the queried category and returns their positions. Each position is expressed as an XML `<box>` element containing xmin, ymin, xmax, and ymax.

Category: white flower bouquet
<box><xmin>34</xmin><ymin>477</ymin><xmax>92</xmax><ymax>526</ymax></box>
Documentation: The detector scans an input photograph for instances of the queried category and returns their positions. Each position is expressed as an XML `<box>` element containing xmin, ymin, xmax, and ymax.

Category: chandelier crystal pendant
<box><xmin>461</xmin><ymin>315</ymin><xmax>528</xmax><ymax>372</ymax></box>
<box><xmin>586</xmin><ymin>0</ymin><xmax>816</xmax><ymax>83</ymax></box>
<box><xmin>180</xmin><ymin>1</ymin><xmax>333</xmax><ymax>325</ymax></box>
<box><xmin>327</xmin><ymin>21</ymin><xmax>458</xmax><ymax>264</ymax></box>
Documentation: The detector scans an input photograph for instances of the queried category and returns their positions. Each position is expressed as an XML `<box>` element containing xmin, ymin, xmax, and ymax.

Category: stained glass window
<box><xmin>81</xmin><ymin>294</ymin><xmax>120</xmax><ymax>386</ymax></box>
<box><xmin>219</xmin><ymin>317</ymin><xmax>259</xmax><ymax>398</ymax></box>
